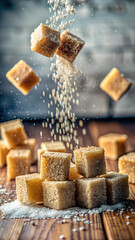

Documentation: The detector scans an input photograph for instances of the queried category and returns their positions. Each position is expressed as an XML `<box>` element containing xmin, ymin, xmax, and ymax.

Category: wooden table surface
<box><xmin>0</xmin><ymin>119</ymin><xmax>135</xmax><ymax>240</ymax></box>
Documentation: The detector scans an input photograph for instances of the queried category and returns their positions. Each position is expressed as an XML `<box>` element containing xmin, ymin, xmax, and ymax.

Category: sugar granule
<box><xmin>59</xmin><ymin>235</ymin><xmax>65</xmax><ymax>239</ymax></box>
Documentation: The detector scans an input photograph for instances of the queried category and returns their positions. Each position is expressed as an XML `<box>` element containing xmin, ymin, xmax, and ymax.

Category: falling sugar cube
<box><xmin>31</xmin><ymin>23</ymin><xmax>61</xmax><ymax>57</ymax></box>
<box><xmin>56</xmin><ymin>30</ymin><xmax>85</xmax><ymax>63</ymax></box>
<box><xmin>100</xmin><ymin>68</ymin><xmax>132</xmax><ymax>101</ymax></box>
<box><xmin>6</xmin><ymin>60</ymin><xmax>40</xmax><ymax>95</ymax></box>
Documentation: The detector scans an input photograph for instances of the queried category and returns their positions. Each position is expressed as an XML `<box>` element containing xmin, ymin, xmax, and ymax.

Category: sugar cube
<box><xmin>56</xmin><ymin>31</ymin><xmax>85</xmax><ymax>62</ymax></box>
<box><xmin>0</xmin><ymin>119</ymin><xmax>21</xmax><ymax>138</ymax></box>
<box><xmin>119</xmin><ymin>152</ymin><xmax>135</xmax><ymax>184</ymax></box>
<box><xmin>42</xmin><ymin>180</ymin><xmax>76</xmax><ymax>210</ymax></box>
<box><xmin>31</xmin><ymin>23</ymin><xmax>61</xmax><ymax>57</ymax></box>
<box><xmin>41</xmin><ymin>141</ymin><xmax>66</xmax><ymax>153</ymax></box>
<box><xmin>7</xmin><ymin>149</ymin><xmax>31</xmax><ymax>180</ymax></box>
<box><xmin>69</xmin><ymin>162</ymin><xmax>82</xmax><ymax>180</ymax></box>
<box><xmin>37</xmin><ymin>148</ymin><xmax>44</xmax><ymax>173</ymax></box>
<box><xmin>100</xmin><ymin>68</ymin><xmax>132</xmax><ymax>101</ymax></box>
<box><xmin>0</xmin><ymin>140</ymin><xmax>9</xmax><ymax>167</ymax></box>
<box><xmin>16</xmin><ymin>173</ymin><xmax>44</xmax><ymax>204</ymax></box>
<box><xmin>101</xmin><ymin>172</ymin><xmax>129</xmax><ymax>204</ymax></box>
<box><xmin>15</xmin><ymin>138</ymin><xmax>36</xmax><ymax>164</ymax></box>
<box><xmin>6</xmin><ymin>60</ymin><xmax>40</xmax><ymax>95</ymax></box>
<box><xmin>98</xmin><ymin>133</ymin><xmax>127</xmax><ymax>160</ymax></box>
<box><xmin>74</xmin><ymin>146</ymin><xmax>106</xmax><ymax>178</ymax></box>
<box><xmin>40</xmin><ymin>152</ymin><xmax>71</xmax><ymax>181</ymax></box>
<box><xmin>76</xmin><ymin>177</ymin><xmax>106</xmax><ymax>209</ymax></box>
<box><xmin>1</xmin><ymin>119</ymin><xmax>27</xmax><ymax>148</ymax></box>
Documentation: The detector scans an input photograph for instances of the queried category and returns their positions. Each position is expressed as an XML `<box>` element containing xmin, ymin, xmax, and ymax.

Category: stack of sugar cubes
<box><xmin>74</xmin><ymin>147</ymin><xmax>129</xmax><ymax>208</ymax></box>
<box><xmin>0</xmin><ymin>119</ymin><xmax>36</xmax><ymax>180</ymax></box>
<box><xmin>16</xmin><ymin>144</ymin><xmax>129</xmax><ymax>210</ymax></box>
<box><xmin>16</xmin><ymin>141</ymin><xmax>77</xmax><ymax>209</ymax></box>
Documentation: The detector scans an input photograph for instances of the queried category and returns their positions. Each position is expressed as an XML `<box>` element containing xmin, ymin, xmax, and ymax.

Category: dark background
<box><xmin>0</xmin><ymin>0</ymin><xmax>135</xmax><ymax>122</ymax></box>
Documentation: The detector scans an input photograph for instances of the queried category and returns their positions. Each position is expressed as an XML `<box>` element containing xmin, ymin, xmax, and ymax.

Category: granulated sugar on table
<box><xmin>0</xmin><ymin>200</ymin><xmax>126</xmax><ymax>219</ymax></box>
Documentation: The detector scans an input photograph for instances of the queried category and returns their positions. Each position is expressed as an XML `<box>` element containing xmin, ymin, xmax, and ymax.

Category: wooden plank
<box><xmin>18</xmin><ymin>214</ymin><xmax>106</xmax><ymax>240</ymax></box>
<box><xmin>0</xmin><ymin>218</ymin><xmax>24</xmax><ymax>240</ymax></box>
<box><xmin>102</xmin><ymin>208</ymin><xmax>135</xmax><ymax>240</ymax></box>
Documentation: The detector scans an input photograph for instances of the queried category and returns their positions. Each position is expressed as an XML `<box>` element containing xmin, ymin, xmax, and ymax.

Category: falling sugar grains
<box><xmin>42</xmin><ymin>0</ymin><xmax>85</xmax><ymax>148</ymax></box>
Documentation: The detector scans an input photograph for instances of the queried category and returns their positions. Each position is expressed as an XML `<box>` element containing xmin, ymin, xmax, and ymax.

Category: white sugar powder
<box><xmin>0</xmin><ymin>200</ymin><xmax>126</xmax><ymax>219</ymax></box>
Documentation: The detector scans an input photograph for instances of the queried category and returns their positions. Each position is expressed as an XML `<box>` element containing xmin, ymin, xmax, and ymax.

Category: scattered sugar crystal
<box><xmin>61</xmin><ymin>219</ymin><xmax>67</xmax><ymax>224</ymax></box>
<box><xmin>59</xmin><ymin>235</ymin><xmax>65</xmax><ymax>239</ymax></box>
<box><xmin>79</xmin><ymin>226</ymin><xmax>85</xmax><ymax>231</ymax></box>
<box><xmin>126</xmin><ymin>222</ymin><xmax>130</xmax><ymax>225</ymax></box>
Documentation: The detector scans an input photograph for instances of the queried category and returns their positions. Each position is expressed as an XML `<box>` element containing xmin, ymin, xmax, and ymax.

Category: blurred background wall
<box><xmin>0</xmin><ymin>0</ymin><xmax>135</xmax><ymax>121</ymax></box>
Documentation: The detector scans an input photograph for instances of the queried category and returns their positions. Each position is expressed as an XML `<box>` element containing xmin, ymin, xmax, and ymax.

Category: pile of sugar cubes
<box><xmin>1</xmin><ymin>118</ymin><xmax>135</xmax><ymax>210</ymax></box>
<box><xmin>0</xmin><ymin>119</ymin><xmax>36</xmax><ymax>180</ymax></box>
<box><xmin>16</xmin><ymin>142</ymin><xmax>130</xmax><ymax>210</ymax></box>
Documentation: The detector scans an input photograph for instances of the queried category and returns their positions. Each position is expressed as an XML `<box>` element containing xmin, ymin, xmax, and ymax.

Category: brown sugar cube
<box><xmin>56</xmin><ymin>30</ymin><xmax>85</xmax><ymax>63</ymax></box>
<box><xmin>76</xmin><ymin>177</ymin><xmax>106</xmax><ymax>209</ymax></box>
<box><xmin>16</xmin><ymin>173</ymin><xmax>44</xmax><ymax>204</ymax></box>
<box><xmin>7</xmin><ymin>149</ymin><xmax>31</xmax><ymax>180</ymax></box>
<box><xmin>119</xmin><ymin>152</ymin><xmax>135</xmax><ymax>184</ymax></box>
<box><xmin>0</xmin><ymin>140</ymin><xmax>9</xmax><ymax>167</ymax></box>
<box><xmin>98</xmin><ymin>133</ymin><xmax>127</xmax><ymax>160</ymax></box>
<box><xmin>31</xmin><ymin>23</ymin><xmax>61</xmax><ymax>57</ymax></box>
<box><xmin>40</xmin><ymin>152</ymin><xmax>71</xmax><ymax>181</ymax></box>
<box><xmin>42</xmin><ymin>180</ymin><xmax>76</xmax><ymax>210</ymax></box>
<box><xmin>6</xmin><ymin>60</ymin><xmax>40</xmax><ymax>95</ymax></box>
<box><xmin>0</xmin><ymin>119</ymin><xmax>21</xmax><ymax>138</ymax></box>
<box><xmin>15</xmin><ymin>138</ymin><xmax>36</xmax><ymax>164</ymax></box>
<box><xmin>41</xmin><ymin>141</ymin><xmax>66</xmax><ymax>153</ymax></box>
<box><xmin>74</xmin><ymin>146</ymin><xmax>106</xmax><ymax>178</ymax></box>
<box><xmin>37</xmin><ymin>148</ymin><xmax>44</xmax><ymax>173</ymax></box>
<box><xmin>1</xmin><ymin>119</ymin><xmax>27</xmax><ymax>148</ymax></box>
<box><xmin>69</xmin><ymin>162</ymin><xmax>82</xmax><ymax>180</ymax></box>
<box><xmin>101</xmin><ymin>172</ymin><xmax>129</xmax><ymax>204</ymax></box>
<box><xmin>100</xmin><ymin>68</ymin><xmax>132</xmax><ymax>101</ymax></box>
